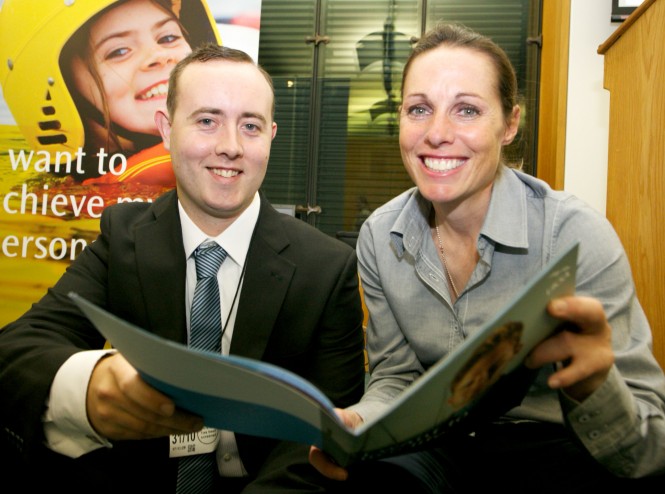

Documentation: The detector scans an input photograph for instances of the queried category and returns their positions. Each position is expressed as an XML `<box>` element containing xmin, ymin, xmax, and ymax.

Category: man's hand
<box><xmin>309</xmin><ymin>408</ymin><xmax>363</xmax><ymax>481</ymax></box>
<box><xmin>86</xmin><ymin>353</ymin><xmax>204</xmax><ymax>440</ymax></box>
<box><xmin>526</xmin><ymin>295</ymin><xmax>614</xmax><ymax>402</ymax></box>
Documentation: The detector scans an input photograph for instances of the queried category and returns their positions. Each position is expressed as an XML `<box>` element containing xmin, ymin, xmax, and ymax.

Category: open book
<box><xmin>68</xmin><ymin>243</ymin><xmax>578</xmax><ymax>467</ymax></box>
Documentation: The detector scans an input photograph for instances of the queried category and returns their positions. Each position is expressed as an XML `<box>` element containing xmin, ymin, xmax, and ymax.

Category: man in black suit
<box><xmin>0</xmin><ymin>43</ymin><xmax>365</xmax><ymax>493</ymax></box>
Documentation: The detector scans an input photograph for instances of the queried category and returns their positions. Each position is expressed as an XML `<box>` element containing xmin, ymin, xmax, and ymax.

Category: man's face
<box><xmin>156</xmin><ymin>59</ymin><xmax>276</xmax><ymax>234</ymax></box>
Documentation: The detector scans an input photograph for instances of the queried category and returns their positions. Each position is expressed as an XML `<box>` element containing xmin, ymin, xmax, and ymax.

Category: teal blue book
<box><xmin>69</xmin><ymin>242</ymin><xmax>578</xmax><ymax>467</ymax></box>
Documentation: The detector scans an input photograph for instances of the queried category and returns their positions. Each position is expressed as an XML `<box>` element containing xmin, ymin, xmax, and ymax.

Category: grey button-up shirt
<box><xmin>351</xmin><ymin>166</ymin><xmax>665</xmax><ymax>477</ymax></box>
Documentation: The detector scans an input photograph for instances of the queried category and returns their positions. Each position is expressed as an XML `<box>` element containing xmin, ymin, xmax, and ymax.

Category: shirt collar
<box><xmin>179</xmin><ymin>192</ymin><xmax>260</xmax><ymax>266</ymax></box>
<box><xmin>481</xmin><ymin>166</ymin><xmax>529</xmax><ymax>249</ymax></box>
<box><xmin>390</xmin><ymin>189</ymin><xmax>431</xmax><ymax>257</ymax></box>
<box><xmin>389</xmin><ymin>167</ymin><xmax>529</xmax><ymax>256</ymax></box>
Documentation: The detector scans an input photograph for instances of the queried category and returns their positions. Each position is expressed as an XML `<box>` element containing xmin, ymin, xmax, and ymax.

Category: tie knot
<box><xmin>194</xmin><ymin>243</ymin><xmax>227</xmax><ymax>280</ymax></box>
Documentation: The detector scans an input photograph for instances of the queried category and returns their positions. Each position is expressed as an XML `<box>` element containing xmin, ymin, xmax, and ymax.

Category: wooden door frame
<box><xmin>536</xmin><ymin>0</ymin><xmax>570</xmax><ymax>190</ymax></box>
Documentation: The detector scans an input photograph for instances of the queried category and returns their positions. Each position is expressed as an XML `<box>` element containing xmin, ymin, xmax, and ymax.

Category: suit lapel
<box><xmin>134</xmin><ymin>191</ymin><xmax>188</xmax><ymax>344</ymax></box>
<box><xmin>130</xmin><ymin>192</ymin><xmax>293</xmax><ymax>355</ymax></box>
<box><xmin>231</xmin><ymin>199</ymin><xmax>295</xmax><ymax>360</ymax></box>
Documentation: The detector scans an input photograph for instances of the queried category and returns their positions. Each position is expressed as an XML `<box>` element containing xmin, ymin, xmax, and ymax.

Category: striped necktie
<box><xmin>176</xmin><ymin>242</ymin><xmax>227</xmax><ymax>494</ymax></box>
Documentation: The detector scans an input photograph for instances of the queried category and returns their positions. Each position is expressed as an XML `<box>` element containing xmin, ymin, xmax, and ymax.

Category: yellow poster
<box><xmin>0</xmin><ymin>0</ymin><xmax>261</xmax><ymax>325</ymax></box>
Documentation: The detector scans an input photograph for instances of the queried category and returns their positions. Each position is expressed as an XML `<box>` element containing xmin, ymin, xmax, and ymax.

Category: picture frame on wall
<box><xmin>611</xmin><ymin>0</ymin><xmax>643</xmax><ymax>21</ymax></box>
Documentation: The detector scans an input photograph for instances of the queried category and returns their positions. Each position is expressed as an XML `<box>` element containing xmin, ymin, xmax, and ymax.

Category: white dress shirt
<box><xmin>180</xmin><ymin>193</ymin><xmax>259</xmax><ymax>476</ymax></box>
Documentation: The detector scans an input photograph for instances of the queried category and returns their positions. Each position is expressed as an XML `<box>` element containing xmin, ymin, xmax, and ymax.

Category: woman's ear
<box><xmin>502</xmin><ymin>104</ymin><xmax>521</xmax><ymax>145</ymax></box>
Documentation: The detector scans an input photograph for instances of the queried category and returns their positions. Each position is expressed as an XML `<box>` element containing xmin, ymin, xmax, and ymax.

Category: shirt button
<box><xmin>223</xmin><ymin>453</ymin><xmax>232</xmax><ymax>462</ymax></box>
<box><xmin>578</xmin><ymin>414</ymin><xmax>590</xmax><ymax>423</ymax></box>
<box><xmin>588</xmin><ymin>430</ymin><xmax>600</xmax><ymax>440</ymax></box>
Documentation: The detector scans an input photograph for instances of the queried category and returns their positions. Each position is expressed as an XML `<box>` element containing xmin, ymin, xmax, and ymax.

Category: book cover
<box><xmin>68</xmin><ymin>242</ymin><xmax>578</xmax><ymax>466</ymax></box>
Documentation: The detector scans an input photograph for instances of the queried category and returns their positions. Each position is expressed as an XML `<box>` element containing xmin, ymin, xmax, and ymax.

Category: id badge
<box><xmin>170</xmin><ymin>427</ymin><xmax>219</xmax><ymax>458</ymax></box>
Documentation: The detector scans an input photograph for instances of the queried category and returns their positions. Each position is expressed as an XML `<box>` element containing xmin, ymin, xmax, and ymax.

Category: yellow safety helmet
<box><xmin>0</xmin><ymin>0</ymin><xmax>220</xmax><ymax>154</ymax></box>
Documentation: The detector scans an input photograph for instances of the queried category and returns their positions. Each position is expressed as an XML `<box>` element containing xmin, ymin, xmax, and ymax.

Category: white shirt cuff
<box><xmin>43</xmin><ymin>349</ymin><xmax>115</xmax><ymax>458</ymax></box>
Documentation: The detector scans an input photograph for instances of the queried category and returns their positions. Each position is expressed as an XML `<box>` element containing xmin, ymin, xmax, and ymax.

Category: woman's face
<box><xmin>399</xmin><ymin>45</ymin><xmax>520</xmax><ymax>210</ymax></box>
<box><xmin>71</xmin><ymin>0</ymin><xmax>192</xmax><ymax>137</ymax></box>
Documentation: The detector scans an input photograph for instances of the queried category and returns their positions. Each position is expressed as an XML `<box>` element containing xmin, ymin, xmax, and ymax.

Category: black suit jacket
<box><xmin>0</xmin><ymin>190</ymin><xmax>365</xmax><ymax>493</ymax></box>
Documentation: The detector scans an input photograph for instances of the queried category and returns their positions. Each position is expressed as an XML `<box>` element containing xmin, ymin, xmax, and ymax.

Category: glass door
<box><xmin>258</xmin><ymin>0</ymin><xmax>540</xmax><ymax>237</ymax></box>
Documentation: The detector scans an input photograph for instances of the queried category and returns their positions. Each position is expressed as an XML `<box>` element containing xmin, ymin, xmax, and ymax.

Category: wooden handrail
<box><xmin>598</xmin><ymin>0</ymin><xmax>658</xmax><ymax>54</ymax></box>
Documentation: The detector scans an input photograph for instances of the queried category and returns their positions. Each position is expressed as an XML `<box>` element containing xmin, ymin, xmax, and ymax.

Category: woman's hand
<box><xmin>526</xmin><ymin>296</ymin><xmax>614</xmax><ymax>402</ymax></box>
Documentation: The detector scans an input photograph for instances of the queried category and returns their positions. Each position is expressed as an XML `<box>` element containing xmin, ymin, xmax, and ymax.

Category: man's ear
<box><xmin>154</xmin><ymin>109</ymin><xmax>172</xmax><ymax>151</ymax></box>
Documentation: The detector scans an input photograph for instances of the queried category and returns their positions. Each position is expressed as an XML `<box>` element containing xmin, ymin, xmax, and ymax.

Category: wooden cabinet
<box><xmin>598</xmin><ymin>0</ymin><xmax>665</xmax><ymax>369</ymax></box>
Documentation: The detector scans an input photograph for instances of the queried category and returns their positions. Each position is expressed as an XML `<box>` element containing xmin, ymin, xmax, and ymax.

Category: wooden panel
<box><xmin>536</xmin><ymin>0</ymin><xmax>570</xmax><ymax>190</ymax></box>
<box><xmin>600</xmin><ymin>0</ymin><xmax>665</xmax><ymax>369</ymax></box>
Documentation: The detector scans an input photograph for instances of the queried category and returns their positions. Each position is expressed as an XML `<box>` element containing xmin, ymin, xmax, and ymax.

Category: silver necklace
<box><xmin>435</xmin><ymin>223</ymin><xmax>459</xmax><ymax>299</ymax></box>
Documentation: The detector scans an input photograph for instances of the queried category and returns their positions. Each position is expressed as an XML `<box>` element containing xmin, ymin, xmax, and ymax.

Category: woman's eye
<box><xmin>407</xmin><ymin>105</ymin><xmax>428</xmax><ymax>116</ymax></box>
<box><xmin>459</xmin><ymin>106</ymin><xmax>480</xmax><ymax>117</ymax></box>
